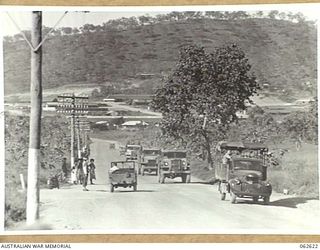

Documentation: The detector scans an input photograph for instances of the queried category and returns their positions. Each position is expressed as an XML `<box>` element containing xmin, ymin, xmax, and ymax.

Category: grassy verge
<box><xmin>5</xmin><ymin>114</ymin><xmax>71</xmax><ymax>227</ymax></box>
<box><xmin>268</xmin><ymin>143</ymin><xmax>318</xmax><ymax>197</ymax></box>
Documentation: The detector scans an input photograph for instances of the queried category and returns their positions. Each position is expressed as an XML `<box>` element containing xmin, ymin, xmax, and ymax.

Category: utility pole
<box><xmin>57</xmin><ymin>94</ymin><xmax>89</xmax><ymax>166</ymax></box>
<box><xmin>26</xmin><ymin>11</ymin><xmax>42</xmax><ymax>225</ymax></box>
<box><xmin>75</xmin><ymin>116</ymin><xmax>90</xmax><ymax>157</ymax></box>
<box><xmin>76</xmin><ymin>117</ymin><xmax>81</xmax><ymax>159</ymax></box>
<box><xmin>71</xmin><ymin>95</ymin><xmax>75</xmax><ymax>166</ymax></box>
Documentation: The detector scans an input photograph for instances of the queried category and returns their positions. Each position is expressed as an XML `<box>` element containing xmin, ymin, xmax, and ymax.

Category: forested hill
<box><xmin>3</xmin><ymin>13</ymin><xmax>317</xmax><ymax>99</ymax></box>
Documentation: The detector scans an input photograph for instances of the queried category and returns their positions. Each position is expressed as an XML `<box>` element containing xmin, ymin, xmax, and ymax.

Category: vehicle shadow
<box><xmin>95</xmin><ymin>189</ymin><xmax>155</xmax><ymax>193</ymax></box>
<box><xmin>268</xmin><ymin>196</ymin><xmax>318</xmax><ymax>208</ymax></box>
<box><xmin>162</xmin><ymin>181</ymin><xmax>214</xmax><ymax>185</ymax></box>
<box><xmin>234</xmin><ymin>196</ymin><xmax>318</xmax><ymax>208</ymax></box>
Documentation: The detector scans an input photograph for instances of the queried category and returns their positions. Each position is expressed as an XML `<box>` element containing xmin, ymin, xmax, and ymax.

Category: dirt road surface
<box><xmin>38</xmin><ymin>138</ymin><xmax>320</xmax><ymax>233</ymax></box>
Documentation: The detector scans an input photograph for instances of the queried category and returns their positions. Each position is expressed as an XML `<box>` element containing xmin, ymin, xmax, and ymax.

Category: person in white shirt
<box><xmin>109</xmin><ymin>163</ymin><xmax>119</xmax><ymax>173</ymax></box>
<box><xmin>82</xmin><ymin>158</ymin><xmax>89</xmax><ymax>191</ymax></box>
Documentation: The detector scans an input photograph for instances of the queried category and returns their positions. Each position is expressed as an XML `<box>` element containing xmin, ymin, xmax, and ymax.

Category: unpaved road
<box><xmin>38</xmin><ymin>138</ymin><xmax>320</xmax><ymax>233</ymax></box>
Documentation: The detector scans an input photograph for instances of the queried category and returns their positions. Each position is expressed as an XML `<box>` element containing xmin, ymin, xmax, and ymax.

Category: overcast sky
<box><xmin>0</xmin><ymin>4</ymin><xmax>319</xmax><ymax>36</ymax></box>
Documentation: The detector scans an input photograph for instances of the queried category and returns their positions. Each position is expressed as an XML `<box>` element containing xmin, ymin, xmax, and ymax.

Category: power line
<box><xmin>6</xmin><ymin>11</ymin><xmax>68</xmax><ymax>52</ymax></box>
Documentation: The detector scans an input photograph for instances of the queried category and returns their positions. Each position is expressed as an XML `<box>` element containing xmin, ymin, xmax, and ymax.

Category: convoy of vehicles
<box><xmin>216</xmin><ymin>141</ymin><xmax>272</xmax><ymax>205</ymax></box>
<box><xmin>110</xmin><ymin>141</ymin><xmax>273</xmax><ymax>205</ymax></box>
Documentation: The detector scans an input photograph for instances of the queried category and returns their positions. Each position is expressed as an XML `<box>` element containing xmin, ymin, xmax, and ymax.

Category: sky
<box><xmin>0</xmin><ymin>4</ymin><xmax>319</xmax><ymax>36</ymax></box>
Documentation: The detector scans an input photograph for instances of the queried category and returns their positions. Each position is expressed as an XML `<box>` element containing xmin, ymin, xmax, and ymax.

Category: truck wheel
<box><xmin>253</xmin><ymin>197</ymin><xmax>259</xmax><ymax>203</ymax></box>
<box><xmin>263</xmin><ymin>196</ymin><xmax>270</xmax><ymax>205</ymax></box>
<box><xmin>133</xmin><ymin>184</ymin><xmax>137</xmax><ymax>192</ymax></box>
<box><xmin>221</xmin><ymin>192</ymin><xmax>226</xmax><ymax>200</ymax></box>
<box><xmin>181</xmin><ymin>175</ymin><xmax>186</xmax><ymax>183</ymax></box>
<box><xmin>230</xmin><ymin>192</ymin><xmax>237</xmax><ymax>204</ymax></box>
<box><xmin>110</xmin><ymin>184</ymin><xmax>114</xmax><ymax>193</ymax></box>
<box><xmin>160</xmin><ymin>174</ymin><xmax>165</xmax><ymax>184</ymax></box>
<box><xmin>186</xmin><ymin>174</ymin><xmax>191</xmax><ymax>183</ymax></box>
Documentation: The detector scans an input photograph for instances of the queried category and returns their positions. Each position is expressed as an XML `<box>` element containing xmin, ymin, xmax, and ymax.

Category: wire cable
<box><xmin>6</xmin><ymin>11</ymin><xmax>69</xmax><ymax>52</ymax></box>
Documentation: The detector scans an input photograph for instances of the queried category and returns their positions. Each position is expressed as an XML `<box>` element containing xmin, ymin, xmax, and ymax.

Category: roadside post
<box><xmin>26</xmin><ymin>11</ymin><xmax>42</xmax><ymax>225</ymax></box>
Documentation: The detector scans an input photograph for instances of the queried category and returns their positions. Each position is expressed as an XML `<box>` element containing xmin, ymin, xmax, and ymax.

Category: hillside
<box><xmin>3</xmin><ymin>17</ymin><xmax>317</xmax><ymax>101</ymax></box>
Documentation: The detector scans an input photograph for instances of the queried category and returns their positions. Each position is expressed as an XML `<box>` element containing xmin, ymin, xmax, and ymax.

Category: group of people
<box><xmin>70</xmin><ymin>158</ymin><xmax>96</xmax><ymax>191</ymax></box>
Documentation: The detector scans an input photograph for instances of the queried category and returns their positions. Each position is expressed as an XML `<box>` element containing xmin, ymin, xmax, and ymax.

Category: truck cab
<box><xmin>158</xmin><ymin>150</ymin><xmax>191</xmax><ymax>184</ymax></box>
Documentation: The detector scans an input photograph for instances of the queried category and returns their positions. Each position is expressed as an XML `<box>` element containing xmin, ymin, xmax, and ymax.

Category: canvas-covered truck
<box><xmin>216</xmin><ymin>141</ymin><xmax>272</xmax><ymax>204</ymax></box>
<box><xmin>140</xmin><ymin>148</ymin><xmax>162</xmax><ymax>176</ymax></box>
<box><xmin>108</xmin><ymin>161</ymin><xmax>137</xmax><ymax>192</ymax></box>
<box><xmin>158</xmin><ymin>150</ymin><xmax>191</xmax><ymax>184</ymax></box>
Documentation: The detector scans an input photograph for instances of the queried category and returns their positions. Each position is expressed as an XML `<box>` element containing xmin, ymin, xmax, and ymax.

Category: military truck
<box><xmin>158</xmin><ymin>150</ymin><xmax>191</xmax><ymax>184</ymax></box>
<box><xmin>140</xmin><ymin>148</ymin><xmax>162</xmax><ymax>176</ymax></box>
<box><xmin>216</xmin><ymin>141</ymin><xmax>272</xmax><ymax>204</ymax></box>
<box><xmin>124</xmin><ymin>144</ymin><xmax>142</xmax><ymax>173</ymax></box>
<box><xmin>125</xmin><ymin>144</ymin><xmax>142</xmax><ymax>160</ymax></box>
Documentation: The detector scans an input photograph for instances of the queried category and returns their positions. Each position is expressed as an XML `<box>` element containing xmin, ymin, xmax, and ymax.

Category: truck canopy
<box><xmin>163</xmin><ymin>150</ymin><xmax>187</xmax><ymax>158</ymax></box>
<box><xmin>218</xmin><ymin>141</ymin><xmax>268</xmax><ymax>151</ymax></box>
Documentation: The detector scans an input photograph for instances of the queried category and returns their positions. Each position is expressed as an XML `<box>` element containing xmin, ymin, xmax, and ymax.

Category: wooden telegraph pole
<box><xmin>26</xmin><ymin>11</ymin><xmax>42</xmax><ymax>225</ymax></box>
<box><xmin>57</xmin><ymin>94</ymin><xmax>89</xmax><ymax>166</ymax></box>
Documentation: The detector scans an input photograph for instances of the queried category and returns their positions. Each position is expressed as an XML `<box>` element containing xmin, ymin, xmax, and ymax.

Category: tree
<box><xmin>282</xmin><ymin>97</ymin><xmax>318</xmax><ymax>144</ymax></box>
<box><xmin>152</xmin><ymin>44</ymin><xmax>259</xmax><ymax>172</ymax></box>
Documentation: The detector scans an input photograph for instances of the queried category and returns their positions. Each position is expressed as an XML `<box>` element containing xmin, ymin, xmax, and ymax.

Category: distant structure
<box><xmin>106</xmin><ymin>94</ymin><xmax>155</xmax><ymax>105</ymax></box>
<box><xmin>121</xmin><ymin>120</ymin><xmax>149</xmax><ymax>130</ymax></box>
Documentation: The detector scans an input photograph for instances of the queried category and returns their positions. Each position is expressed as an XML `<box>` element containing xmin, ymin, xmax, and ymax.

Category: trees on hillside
<box><xmin>282</xmin><ymin>98</ymin><xmax>318</xmax><ymax>144</ymax></box>
<box><xmin>152</xmin><ymin>44</ymin><xmax>259</xmax><ymax>171</ymax></box>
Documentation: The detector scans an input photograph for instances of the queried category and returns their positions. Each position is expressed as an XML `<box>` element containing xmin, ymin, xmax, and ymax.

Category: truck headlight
<box><xmin>164</xmin><ymin>162</ymin><xmax>168</xmax><ymax>166</ymax></box>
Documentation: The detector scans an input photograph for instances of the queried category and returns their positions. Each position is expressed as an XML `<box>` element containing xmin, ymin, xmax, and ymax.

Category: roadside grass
<box><xmin>268</xmin><ymin>143</ymin><xmax>318</xmax><ymax>197</ymax></box>
<box><xmin>5</xmin><ymin>187</ymin><xmax>26</xmax><ymax>228</ymax></box>
<box><xmin>5</xmin><ymin>115</ymin><xmax>71</xmax><ymax>227</ymax></box>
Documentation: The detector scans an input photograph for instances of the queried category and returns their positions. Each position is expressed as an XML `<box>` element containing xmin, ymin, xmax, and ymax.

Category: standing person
<box><xmin>70</xmin><ymin>167</ymin><xmax>77</xmax><ymax>184</ymax></box>
<box><xmin>222</xmin><ymin>150</ymin><xmax>232</xmax><ymax>165</ymax></box>
<box><xmin>82</xmin><ymin>158</ymin><xmax>89</xmax><ymax>191</ymax></box>
<box><xmin>88</xmin><ymin>158</ymin><xmax>96</xmax><ymax>185</ymax></box>
<box><xmin>61</xmin><ymin>157</ymin><xmax>68</xmax><ymax>178</ymax></box>
<box><xmin>76</xmin><ymin>158</ymin><xmax>84</xmax><ymax>185</ymax></box>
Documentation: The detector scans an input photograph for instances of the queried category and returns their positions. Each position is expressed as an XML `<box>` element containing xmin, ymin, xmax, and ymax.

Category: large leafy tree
<box><xmin>152</xmin><ymin>44</ymin><xmax>259</xmax><ymax>171</ymax></box>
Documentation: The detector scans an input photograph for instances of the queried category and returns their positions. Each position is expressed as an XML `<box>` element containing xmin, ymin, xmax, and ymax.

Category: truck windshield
<box><xmin>143</xmin><ymin>150</ymin><xmax>161</xmax><ymax>155</ymax></box>
<box><xmin>233</xmin><ymin>160</ymin><xmax>263</xmax><ymax>171</ymax></box>
<box><xmin>163</xmin><ymin>152</ymin><xmax>187</xmax><ymax>158</ymax></box>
